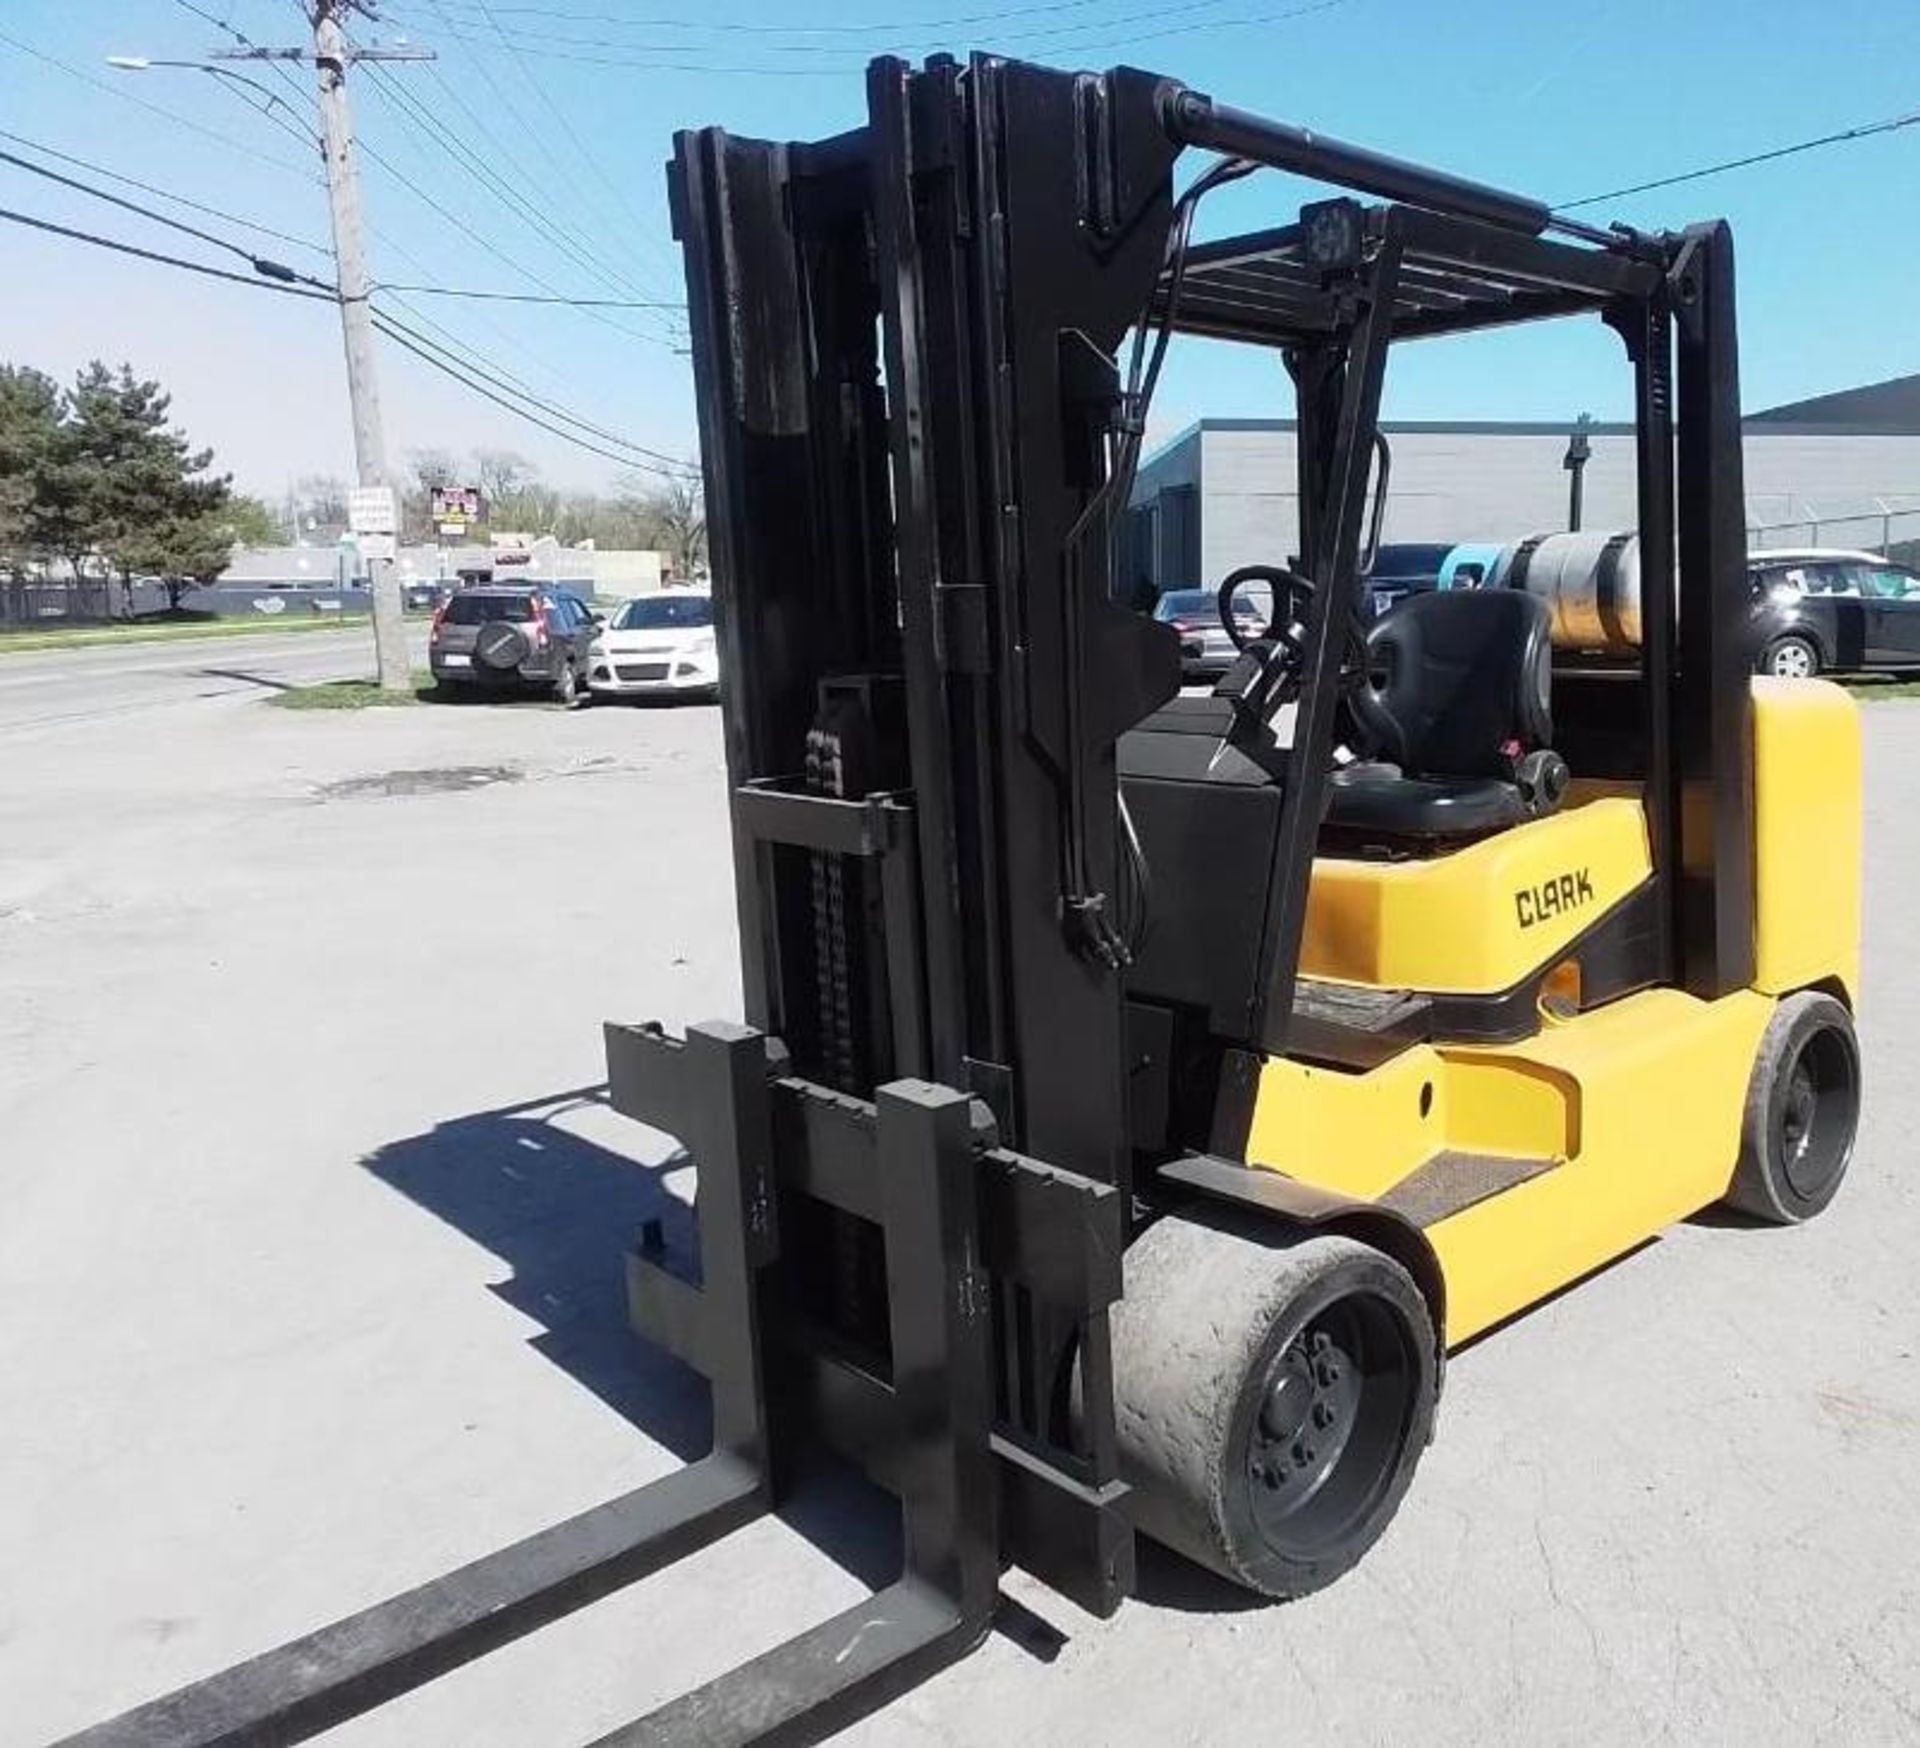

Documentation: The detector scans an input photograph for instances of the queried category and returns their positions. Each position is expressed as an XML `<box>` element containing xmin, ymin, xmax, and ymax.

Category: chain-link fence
<box><xmin>1747</xmin><ymin>502</ymin><xmax>1920</xmax><ymax>568</ymax></box>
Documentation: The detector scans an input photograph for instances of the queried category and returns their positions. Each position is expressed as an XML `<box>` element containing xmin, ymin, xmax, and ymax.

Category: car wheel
<box><xmin>551</xmin><ymin>660</ymin><xmax>581</xmax><ymax>707</ymax></box>
<box><xmin>1760</xmin><ymin>634</ymin><xmax>1819</xmax><ymax>679</ymax></box>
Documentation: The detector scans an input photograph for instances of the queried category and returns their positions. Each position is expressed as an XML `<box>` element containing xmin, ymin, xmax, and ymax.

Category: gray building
<box><xmin>1128</xmin><ymin>373</ymin><xmax>1920</xmax><ymax>591</ymax></box>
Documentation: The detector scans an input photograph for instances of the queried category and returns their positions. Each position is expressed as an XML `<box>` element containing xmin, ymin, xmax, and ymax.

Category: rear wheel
<box><xmin>1723</xmin><ymin>991</ymin><xmax>1860</xmax><ymax>1223</ymax></box>
<box><xmin>552</xmin><ymin>659</ymin><xmax>581</xmax><ymax>707</ymax></box>
<box><xmin>1761</xmin><ymin>634</ymin><xmax>1819</xmax><ymax>679</ymax></box>
<box><xmin>1111</xmin><ymin>1211</ymin><xmax>1437</xmax><ymax>1600</ymax></box>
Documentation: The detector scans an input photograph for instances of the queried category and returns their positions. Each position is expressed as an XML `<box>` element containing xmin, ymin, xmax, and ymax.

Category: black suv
<box><xmin>1749</xmin><ymin>549</ymin><xmax>1920</xmax><ymax>677</ymax></box>
<box><xmin>428</xmin><ymin>585</ymin><xmax>600</xmax><ymax>703</ymax></box>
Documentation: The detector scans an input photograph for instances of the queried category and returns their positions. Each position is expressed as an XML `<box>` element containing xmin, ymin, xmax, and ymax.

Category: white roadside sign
<box><xmin>347</xmin><ymin>486</ymin><xmax>398</xmax><ymax>535</ymax></box>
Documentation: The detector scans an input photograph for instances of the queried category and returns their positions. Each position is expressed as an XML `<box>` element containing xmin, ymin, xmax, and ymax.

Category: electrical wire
<box><xmin>435</xmin><ymin>0</ymin><xmax>683</xmax><ymax>302</ymax></box>
<box><xmin>371</xmin><ymin>304</ymin><xmax>694</xmax><ymax>467</ymax></box>
<box><xmin>0</xmin><ymin>205</ymin><xmax>335</xmax><ymax>299</ymax></box>
<box><xmin>372</xmin><ymin>281</ymin><xmax>683</xmax><ymax>307</ymax></box>
<box><xmin>438</xmin><ymin>0</ymin><xmax>1343</xmax><ymax>69</ymax></box>
<box><xmin>0</xmin><ymin>148</ymin><xmax>333</xmax><ymax>289</ymax></box>
<box><xmin>0</xmin><ymin>195</ymin><xmax>684</xmax><ymax>476</ymax></box>
<box><xmin>371</xmin><ymin>310</ymin><xmax>694</xmax><ymax>475</ymax></box>
<box><xmin>1558</xmin><ymin>105</ymin><xmax>1920</xmax><ymax>210</ymax></box>
<box><xmin>354</xmin><ymin>57</ymin><xmax>682</xmax><ymax>342</ymax></box>
<box><xmin>0</xmin><ymin>25</ymin><xmax>320</xmax><ymax>183</ymax></box>
<box><xmin>421</xmin><ymin>0</ymin><xmax>1236</xmax><ymax>32</ymax></box>
<box><xmin>0</xmin><ymin>129</ymin><xmax>330</xmax><ymax>257</ymax></box>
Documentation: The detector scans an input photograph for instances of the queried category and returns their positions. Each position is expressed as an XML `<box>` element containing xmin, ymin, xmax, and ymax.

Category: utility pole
<box><xmin>214</xmin><ymin>8</ymin><xmax>431</xmax><ymax>691</ymax></box>
<box><xmin>310</xmin><ymin>1</ymin><xmax>405</xmax><ymax>688</ymax></box>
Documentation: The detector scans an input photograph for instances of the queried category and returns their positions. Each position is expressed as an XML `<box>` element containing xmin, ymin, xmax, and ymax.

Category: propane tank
<box><xmin>1506</xmin><ymin>530</ymin><xmax>1641</xmax><ymax>653</ymax></box>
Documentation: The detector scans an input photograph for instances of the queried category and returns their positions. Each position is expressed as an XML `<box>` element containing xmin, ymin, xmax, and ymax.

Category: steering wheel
<box><xmin>1210</xmin><ymin>565</ymin><xmax>1319</xmax><ymax>765</ymax></box>
<box><xmin>1218</xmin><ymin>564</ymin><xmax>1316</xmax><ymax>661</ymax></box>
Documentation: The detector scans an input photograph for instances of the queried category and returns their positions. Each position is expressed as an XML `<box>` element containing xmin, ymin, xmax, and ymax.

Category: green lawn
<box><xmin>1837</xmin><ymin>675</ymin><xmax>1920</xmax><ymax>701</ymax></box>
<box><xmin>268</xmin><ymin>669</ymin><xmax>441</xmax><ymax>710</ymax></box>
<box><xmin>0</xmin><ymin>614</ymin><xmax>372</xmax><ymax>654</ymax></box>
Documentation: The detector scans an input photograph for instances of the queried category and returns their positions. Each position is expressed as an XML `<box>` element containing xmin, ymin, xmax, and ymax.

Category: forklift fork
<box><xmin>66</xmin><ymin>1022</ymin><xmax>1120</xmax><ymax>1748</ymax></box>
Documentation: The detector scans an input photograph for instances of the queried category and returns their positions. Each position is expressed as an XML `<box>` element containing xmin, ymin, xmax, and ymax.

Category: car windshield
<box><xmin>616</xmin><ymin>594</ymin><xmax>713</xmax><ymax>630</ymax></box>
<box><xmin>444</xmin><ymin>593</ymin><xmax>533</xmax><ymax>624</ymax></box>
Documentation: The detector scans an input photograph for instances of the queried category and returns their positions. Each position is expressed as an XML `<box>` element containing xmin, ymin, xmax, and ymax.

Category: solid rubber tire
<box><xmin>1111</xmin><ymin>1209</ymin><xmax>1437</xmax><ymax>1600</ymax></box>
<box><xmin>1722</xmin><ymin>990</ymin><xmax>1860</xmax><ymax>1223</ymax></box>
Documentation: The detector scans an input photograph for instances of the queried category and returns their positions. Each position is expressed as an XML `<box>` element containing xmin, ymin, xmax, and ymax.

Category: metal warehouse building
<box><xmin>1128</xmin><ymin>373</ymin><xmax>1920</xmax><ymax>590</ymax></box>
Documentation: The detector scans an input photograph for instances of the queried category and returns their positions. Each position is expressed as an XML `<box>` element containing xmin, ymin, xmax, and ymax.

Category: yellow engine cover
<box><xmin>1299</xmin><ymin>797</ymin><xmax>1651</xmax><ymax>995</ymax></box>
<box><xmin>1751</xmin><ymin>677</ymin><xmax>1861</xmax><ymax>1002</ymax></box>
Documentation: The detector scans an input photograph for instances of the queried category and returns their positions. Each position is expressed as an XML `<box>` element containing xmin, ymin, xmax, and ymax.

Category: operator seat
<box><xmin>1326</xmin><ymin>588</ymin><xmax>1567</xmax><ymax>844</ymax></box>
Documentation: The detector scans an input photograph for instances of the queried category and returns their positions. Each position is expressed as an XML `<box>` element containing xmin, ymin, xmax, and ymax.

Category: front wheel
<box><xmin>551</xmin><ymin>660</ymin><xmax>582</xmax><ymax>707</ymax></box>
<box><xmin>1723</xmin><ymin>991</ymin><xmax>1861</xmax><ymax>1223</ymax></box>
<box><xmin>1112</xmin><ymin>1211</ymin><xmax>1438</xmax><ymax>1600</ymax></box>
<box><xmin>1761</xmin><ymin>634</ymin><xmax>1819</xmax><ymax>679</ymax></box>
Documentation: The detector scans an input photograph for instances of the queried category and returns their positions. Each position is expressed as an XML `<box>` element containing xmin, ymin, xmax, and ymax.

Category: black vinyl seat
<box><xmin>1326</xmin><ymin>589</ymin><xmax>1565</xmax><ymax>845</ymax></box>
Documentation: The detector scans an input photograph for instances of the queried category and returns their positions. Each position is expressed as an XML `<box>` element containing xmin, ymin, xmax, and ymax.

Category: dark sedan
<box><xmin>1749</xmin><ymin>549</ymin><xmax>1920</xmax><ymax>677</ymax></box>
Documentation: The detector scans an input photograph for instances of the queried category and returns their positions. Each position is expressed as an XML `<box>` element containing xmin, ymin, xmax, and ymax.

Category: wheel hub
<box><xmin>1782</xmin><ymin>1062</ymin><xmax>1816</xmax><ymax>1159</ymax></box>
<box><xmin>1248</xmin><ymin>1323</ymin><xmax>1362</xmax><ymax>1518</ymax></box>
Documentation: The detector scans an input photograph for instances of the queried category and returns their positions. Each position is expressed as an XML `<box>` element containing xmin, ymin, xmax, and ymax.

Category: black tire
<box><xmin>1111</xmin><ymin>1210</ymin><xmax>1438</xmax><ymax>1600</ymax></box>
<box><xmin>551</xmin><ymin>659</ymin><xmax>581</xmax><ymax>707</ymax></box>
<box><xmin>474</xmin><ymin>621</ymin><xmax>529</xmax><ymax>672</ymax></box>
<box><xmin>1759</xmin><ymin>634</ymin><xmax>1819</xmax><ymax>680</ymax></box>
<box><xmin>1723</xmin><ymin>991</ymin><xmax>1861</xmax><ymax>1223</ymax></box>
<box><xmin>430</xmin><ymin>677</ymin><xmax>470</xmax><ymax>701</ymax></box>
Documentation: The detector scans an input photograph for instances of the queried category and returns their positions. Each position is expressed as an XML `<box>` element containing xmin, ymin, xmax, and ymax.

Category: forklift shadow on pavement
<box><xmin>358</xmin><ymin>1086</ymin><xmax>1105</xmax><ymax>1653</ymax></box>
<box><xmin>359</xmin><ymin>1089</ymin><xmax>1024</xmax><ymax>1600</ymax></box>
<box><xmin>359</xmin><ymin>1085</ymin><xmax>708</xmax><ymax>1463</ymax></box>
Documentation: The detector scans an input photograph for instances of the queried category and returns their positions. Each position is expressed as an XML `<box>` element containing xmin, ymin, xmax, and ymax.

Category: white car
<box><xmin>587</xmin><ymin>591</ymin><xmax>720</xmax><ymax>699</ymax></box>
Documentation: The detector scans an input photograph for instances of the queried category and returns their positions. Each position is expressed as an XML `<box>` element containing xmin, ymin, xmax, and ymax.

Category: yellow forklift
<box><xmin>71</xmin><ymin>49</ymin><xmax>1862</xmax><ymax>1748</ymax></box>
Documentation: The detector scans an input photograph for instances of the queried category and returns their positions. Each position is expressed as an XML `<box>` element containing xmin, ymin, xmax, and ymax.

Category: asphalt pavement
<box><xmin>1</xmin><ymin>678</ymin><xmax>1916</xmax><ymax>1746</ymax></box>
<box><xmin>0</xmin><ymin>623</ymin><xmax>428</xmax><ymax>739</ymax></box>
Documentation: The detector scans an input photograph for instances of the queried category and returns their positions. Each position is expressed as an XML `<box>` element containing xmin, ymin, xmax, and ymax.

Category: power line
<box><xmin>435</xmin><ymin>0</ymin><xmax>1344</xmax><ymax>66</ymax></box>
<box><xmin>378</xmin><ymin>283</ymin><xmax>598</xmax><ymax>412</ymax></box>
<box><xmin>373</xmin><ymin>304</ymin><xmax>692</xmax><ymax>465</ymax></box>
<box><xmin>0</xmin><ymin>148</ymin><xmax>333</xmax><ymax>289</ymax></box>
<box><xmin>401</xmin><ymin>48</ymin><xmax>680</xmax><ymax>311</ymax></box>
<box><xmin>0</xmin><ymin>25</ymin><xmax>320</xmax><ymax>182</ymax></box>
<box><xmin>350</xmin><ymin>62</ymin><xmax>684</xmax><ymax>347</ymax></box>
<box><xmin>375</xmin><ymin>281</ymin><xmax>682</xmax><ymax>306</ymax></box>
<box><xmin>419</xmin><ymin>0</ymin><xmax>1237</xmax><ymax>36</ymax></box>
<box><xmin>0</xmin><ymin>205</ymin><xmax>335</xmax><ymax>299</ymax></box>
<box><xmin>369</xmin><ymin>221</ymin><xmax>672</xmax><ymax>412</ymax></box>
<box><xmin>431</xmin><ymin>0</ymin><xmax>682</xmax><ymax>302</ymax></box>
<box><xmin>354</xmin><ymin>55</ymin><xmax>679</xmax><ymax>335</ymax></box>
<box><xmin>372</xmin><ymin>309</ymin><xmax>694</xmax><ymax>475</ymax></box>
<box><xmin>1558</xmin><ymin>105</ymin><xmax>1920</xmax><ymax>210</ymax></box>
<box><xmin>221</xmin><ymin>21</ymin><xmax>686</xmax><ymax>341</ymax></box>
<box><xmin>0</xmin><ymin>128</ymin><xmax>330</xmax><ymax>257</ymax></box>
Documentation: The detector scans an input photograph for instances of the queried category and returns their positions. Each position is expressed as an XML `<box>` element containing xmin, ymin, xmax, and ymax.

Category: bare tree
<box><xmin>404</xmin><ymin>448</ymin><xmax>458</xmax><ymax>540</ymax></box>
<box><xmin>287</xmin><ymin>473</ymin><xmax>349</xmax><ymax>538</ymax></box>
<box><xmin>614</xmin><ymin>468</ymin><xmax>707</xmax><ymax>577</ymax></box>
<box><xmin>655</xmin><ymin>472</ymin><xmax>707</xmax><ymax>578</ymax></box>
<box><xmin>472</xmin><ymin>448</ymin><xmax>532</xmax><ymax>507</ymax></box>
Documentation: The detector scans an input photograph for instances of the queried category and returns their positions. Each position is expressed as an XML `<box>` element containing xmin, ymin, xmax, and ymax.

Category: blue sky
<box><xmin>2</xmin><ymin>0</ymin><xmax>1916</xmax><ymax>498</ymax></box>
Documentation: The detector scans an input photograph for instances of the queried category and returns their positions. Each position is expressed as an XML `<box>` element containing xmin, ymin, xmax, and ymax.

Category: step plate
<box><xmin>1378</xmin><ymin>1149</ymin><xmax>1557</xmax><ymax>1228</ymax></box>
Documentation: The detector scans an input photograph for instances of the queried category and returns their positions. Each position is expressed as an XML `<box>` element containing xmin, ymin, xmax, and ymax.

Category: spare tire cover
<box><xmin>474</xmin><ymin>621</ymin><xmax>529</xmax><ymax>670</ymax></box>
